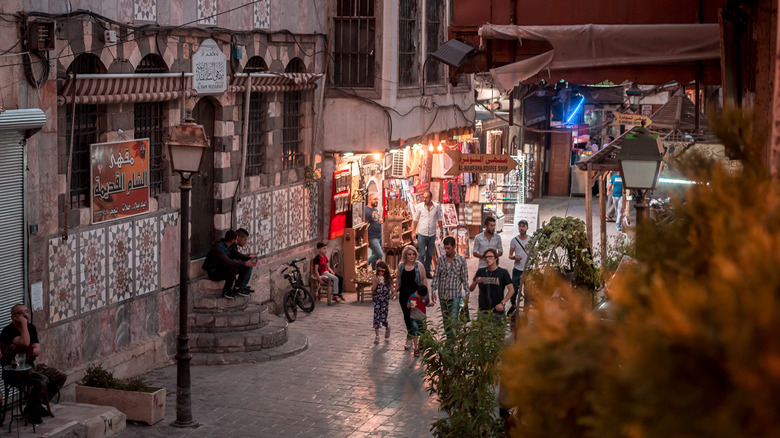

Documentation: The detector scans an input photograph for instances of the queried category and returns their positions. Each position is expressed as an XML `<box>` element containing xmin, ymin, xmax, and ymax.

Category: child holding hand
<box><xmin>407</xmin><ymin>285</ymin><xmax>432</xmax><ymax>357</ymax></box>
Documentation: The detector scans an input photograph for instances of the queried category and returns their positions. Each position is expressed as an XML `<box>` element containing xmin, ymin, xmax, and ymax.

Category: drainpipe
<box><xmin>232</xmin><ymin>74</ymin><xmax>253</xmax><ymax>230</ymax></box>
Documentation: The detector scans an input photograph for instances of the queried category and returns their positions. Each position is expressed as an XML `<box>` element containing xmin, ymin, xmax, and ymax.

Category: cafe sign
<box><xmin>610</xmin><ymin>111</ymin><xmax>653</xmax><ymax>127</ymax></box>
<box><xmin>192</xmin><ymin>39</ymin><xmax>227</xmax><ymax>95</ymax></box>
<box><xmin>444</xmin><ymin>150</ymin><xmax>518</xmax><ymax>175</ymax></box>
<box><xmin>91</xmin><ymin>139</ymin><xmax>150</xmax><ymax>223</ymax></box>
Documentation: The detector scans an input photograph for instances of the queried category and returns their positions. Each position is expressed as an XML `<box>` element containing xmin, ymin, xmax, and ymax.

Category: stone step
<box><xmin>188</xmin><ymin>303</ymin><xmax>269</xmax><ymax>334</ymax></box>
<box><xmin>190</xmin><ymin>315</ymin><xmax>288</xmax><ymax>354</ymax></box>
<box><xmin>191</xmin><ymin>329</ymin><xmax>308</xmax><ymax>366</ymax></box>
<box><xmin>191</xmin><ymin>291</ymin><xmax>252</xmax><ymax>313</ymax></box>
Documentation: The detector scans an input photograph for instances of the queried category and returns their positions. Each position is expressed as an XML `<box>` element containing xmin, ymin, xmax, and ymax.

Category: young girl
<box><xmin>371</xmin><ymin>261</ymin><xmax>393</xmax><ymax>344</ymax></box>
<box><xmin>407</xmin><ymin>285</ymin><xmax>432</xmax><ymax>357</ymax></box>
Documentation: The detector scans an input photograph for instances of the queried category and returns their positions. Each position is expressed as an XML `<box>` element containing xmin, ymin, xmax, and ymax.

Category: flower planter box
<box><xmin>75</xmin><ymin>385</ymin><xmax>166</xmax><ymax>425</ymax></box>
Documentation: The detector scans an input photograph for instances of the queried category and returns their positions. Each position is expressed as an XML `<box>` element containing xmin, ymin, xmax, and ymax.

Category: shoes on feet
<box><xmin>374</xmin><ymin>336</ymin><xmax>380</xmax><ymax>345</ymax></box>
<box><xmin>413</xmin><ymin>349</ymin><xmax>420</xmax><ymax>357</ymax></box>
<box><xmin>235</xmin><ymin>287</ymin><xmax>251</xmax><ymax>297</ymax></box>
<box><xmin>385</xmin><ymin>326</ymin><xmax>391</xmax><ymax>339</ymax></box>
<box><xmin>616</xmin><ymin>226</ymin><xmax>622</xmax><ymax>232</ymax></box>
<box><xmin>404</xmin><ymin>339</ymin><xmax>412</xmax><ymax>350</ymax></box>
<box><xmin>242</xmin><ymin>286</ymin><xmax>255</xmax><ymax>294</ymax></box>
<box><xmin>222</xmin><ymin>290</ymin><xmax>236</xmax><ymax>300</ymax></box>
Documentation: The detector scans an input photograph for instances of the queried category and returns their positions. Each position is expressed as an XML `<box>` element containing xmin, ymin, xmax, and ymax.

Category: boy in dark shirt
<box><xmin>470</xmin><ymin>249</ymin><xmax>514</xmax><ymax>317</ymax></box>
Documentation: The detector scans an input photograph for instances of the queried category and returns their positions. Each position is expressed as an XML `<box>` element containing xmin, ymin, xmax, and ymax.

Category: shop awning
<box><xmin>58</xmin><ymin>73</ymin><xmax>196</xmax><ymax>105</ymax></box>
<box><xmin>230</xmin><ymin>73</ymin><xmax>322</xmax><ymax>93</ymax></box>
<box><xmin>479</xmin><ymin>23</ymin><xmax>721</xmax><ymax>91</ymax></box>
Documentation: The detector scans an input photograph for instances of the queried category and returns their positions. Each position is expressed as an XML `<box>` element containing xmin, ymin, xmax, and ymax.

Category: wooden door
<box><xmin>191</xmin><ymin>98</ymin><xmax>216</xmax><ymax>258</ymax></box>
<box><xmin>547</xmin><ymin>130</ymin><xmax>572</xmax><ymax>196</ymax></box>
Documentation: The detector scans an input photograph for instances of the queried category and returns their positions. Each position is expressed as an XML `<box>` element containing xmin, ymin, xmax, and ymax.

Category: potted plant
<box><xmin>75</xmin><ymin>364</ymin><xmax>166</xmax><ymax>425</ymax></box>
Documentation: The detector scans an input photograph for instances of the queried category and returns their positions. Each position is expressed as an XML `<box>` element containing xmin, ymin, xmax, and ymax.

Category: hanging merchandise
<box><xmin>329</xmin><ymin>168</ymin><xmax>351</xmax><ymax>239</ymax></box>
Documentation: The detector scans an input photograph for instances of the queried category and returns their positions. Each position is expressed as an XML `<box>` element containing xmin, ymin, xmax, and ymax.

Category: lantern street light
<box><xmin>167</xmin><ymin>114</ymin><xmax>209</xmax><ymax>428</ymax></box>
<box><xmin>616</xmin><ymin>126</ymin><xmax>662</xmax><ymax>227</ymax></box>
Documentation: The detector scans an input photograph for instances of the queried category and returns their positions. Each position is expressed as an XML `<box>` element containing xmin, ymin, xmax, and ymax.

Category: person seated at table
<box><xmin>0</xmin><ymin>304</ymin><xmax>67</xmax><ymax>424</ymax></box>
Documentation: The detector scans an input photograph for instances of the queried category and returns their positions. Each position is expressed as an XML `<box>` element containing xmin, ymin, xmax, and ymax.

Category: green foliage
<box><xmin>501</xmin><ymin>106</ymin><xmax>780</xmax><ymax>437</ymax></box>
<box><xmin>303</xmin><ymin>165</ymin><xmax>321</xmax><ymax>189</ymax></box>
<box><xmin>419</xmin><ymin>314</ymin><xmax>508</xmax><ymax>438</ymax></box>
<box><xmin>525</xmin><ymin>216</ymin><xmax>603</xmax><ymax>294</ymax></box>
<box><xmin>596</xmin><ymin>234</ymin><xmax>635</xmax><ymax>276</ymax></box>
<box><xmin>79</xmin><ymin>364</ymin><xmax>159</xmax><ymax>393</ymax></box>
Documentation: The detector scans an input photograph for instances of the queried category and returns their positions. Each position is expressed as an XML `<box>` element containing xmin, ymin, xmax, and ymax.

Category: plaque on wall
<box><xmin>192</xmin><ymin>39</ymin><xmax>227</xmax><ymax>95</ymax></box>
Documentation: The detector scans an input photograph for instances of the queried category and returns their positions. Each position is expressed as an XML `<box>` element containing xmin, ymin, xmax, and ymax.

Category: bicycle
<box><xmin>281</xmin><ymin>257</ymin><xmax>315</xmax><ymax>322</ymax></box>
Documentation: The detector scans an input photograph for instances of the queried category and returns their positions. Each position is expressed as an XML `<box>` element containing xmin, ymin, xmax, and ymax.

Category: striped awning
<box><xmin>230</xmin><ymin>72</ymin><xmax>322</xmax><ymax>93</ymax></box>
<box><xmin>58</xmin><ymin>73</ymin><xmax>196</xmax><ymax>105</ymax></box>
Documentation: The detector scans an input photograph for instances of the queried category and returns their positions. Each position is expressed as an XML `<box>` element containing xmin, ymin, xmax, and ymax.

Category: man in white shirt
<box><xmin>412</xmin><ymin>191</ymin><xmax>442</xmax><ymax>279</ymax></box>
<box><xmin>508</xmin><ymin>220</ymin><xmax>530</xmax><ymax>310</ymax></box>
<box><xmin>472</xmin><ymin>216</ymin><xmax>503</xmax><ymax>269</ymax></box>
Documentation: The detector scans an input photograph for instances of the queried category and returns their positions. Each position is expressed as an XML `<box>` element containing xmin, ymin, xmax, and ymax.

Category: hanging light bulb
<box><xmin>428</xmin><ymin>144</ymin><xmax>434</xmax><ymax>152</ymax></box>
<box><xmin>437</xmin><ymin>144</ymin><xmax>443</xmax><ymax>152</ymax></box>
<box><xmin>373</xmin><ymin>153</ymin><xmax>381</xmax><ymax>159</ymax></box>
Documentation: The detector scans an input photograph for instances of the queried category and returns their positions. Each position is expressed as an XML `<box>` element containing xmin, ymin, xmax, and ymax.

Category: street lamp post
<box><xmin>616</xmin><ymin>126</ymin><xmax>663</xmax><ymax>228</ymax></box>
<box><xmin>167</xmin><ymin>115</ymin><xmax>209</xmax><ymax>428</ymax></box>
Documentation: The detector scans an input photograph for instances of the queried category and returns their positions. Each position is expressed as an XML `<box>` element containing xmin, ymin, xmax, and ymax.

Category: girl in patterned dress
<box><xmin>372</xmin><ymin>261</ymin><xmax>394</xmax><ymax>344</ymax></box>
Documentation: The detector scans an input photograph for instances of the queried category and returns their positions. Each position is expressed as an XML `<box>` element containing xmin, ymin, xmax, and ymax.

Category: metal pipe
<box><xmin>173</xmin><ymin>175</ymin><xmax>195</xmax><ymax>428</ymax></box>
<box><xmin>232</xmin><ymin>74</ymin><xmax>253</xmax><ymax>230</ymax></box>
<box><xmin>63</xmin><ymin>73</ymin><xmax>77</xmax><ymax>241</ymax></box>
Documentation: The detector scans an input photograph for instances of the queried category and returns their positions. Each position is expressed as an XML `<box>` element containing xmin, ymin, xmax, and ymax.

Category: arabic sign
<box><xmin>91</xmin><ymin>139</ymin><xmax>150</xmax><ymax>224</ymax></box>
<box><xmin>192</xmin><ymin>39</ymin><xmax>227</xmax><ymax>94</ymax></box>
<box><xmin>444</xmin><ymin>150</ymin><xmax>518</xmax><ymax>175</ymax></box>
<box><xmin>611</xmin><ymin>111</ymin><xmax>652</xmax><ymax>127</ymax></box>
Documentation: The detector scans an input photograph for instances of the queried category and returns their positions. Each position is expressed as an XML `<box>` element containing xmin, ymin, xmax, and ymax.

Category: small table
<box><xmin>2</xmin><ymin>364</ymin><xmax>34</xmax><ymax>432</ymax></box>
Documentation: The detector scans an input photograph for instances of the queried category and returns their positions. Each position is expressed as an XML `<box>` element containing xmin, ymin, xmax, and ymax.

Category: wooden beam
<box><xmin>586</xmin><ymin>164</ymin><xmax>593</xmax><ymax>248</ymax></box>
<box><xmin>600</xmin><ymin>173</ymin><xmax>608</xmax><ymax>268</ymax></box>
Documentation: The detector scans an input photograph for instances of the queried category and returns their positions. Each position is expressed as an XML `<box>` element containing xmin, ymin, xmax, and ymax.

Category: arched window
<box><xmin>134</xmin><ymin>54</ymin><xmax>168</xmax><ymax>195</ymax></box>
<box><xmin>65</xmin><ymin>54</ymin><xmax>105</xmax><ymax>207</ymax></box>
<box><xmin>244</xmin><ymin>56</ymin><xmax>268</xmax><ymax>176</ymax></box>
<box><xmin>282</xmin><ymin>58</ymin><xmax>306</xmax><ymax>170</ymax></box>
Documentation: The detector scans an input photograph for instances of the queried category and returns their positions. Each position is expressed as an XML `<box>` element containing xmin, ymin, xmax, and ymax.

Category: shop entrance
<box><xmin>191</xmin><ymin>98</ymin><xmax>216</xmax><ymax>258</ymax></box>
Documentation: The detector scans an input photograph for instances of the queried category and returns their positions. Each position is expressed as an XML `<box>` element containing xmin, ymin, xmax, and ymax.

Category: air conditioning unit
<box><xmin>29</xmin><ymin>22</ymin><xmax>55</xmax><ymax>51</ymax></box>
<box><xmin>390</xmin><ymin>151</ymin><xmax>406</xmax><ymax>178</ymax></box>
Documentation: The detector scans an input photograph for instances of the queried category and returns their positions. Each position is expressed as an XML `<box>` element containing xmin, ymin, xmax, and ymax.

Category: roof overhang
<box><xmin>0</xmin><ymin>108</ymin><xmax>46</xmax><ymax>138</ymax></box>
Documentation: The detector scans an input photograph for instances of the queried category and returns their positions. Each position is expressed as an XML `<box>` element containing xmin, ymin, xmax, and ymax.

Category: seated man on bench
<box><xmin>0</xmin><ymin>304</ymin><xmax>67</xmax><ymax>424</ymax></box>
<box><xmin>202</xmin><ymin>229</ymin><xmax>258</xmax><ymax>300</ymax></box>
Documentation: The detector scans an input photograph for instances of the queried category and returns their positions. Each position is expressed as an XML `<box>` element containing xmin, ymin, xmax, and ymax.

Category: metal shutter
<box><xmin>0</xmin><ymin>131</ymin><xmax>25</xmax><ymax>329</ymax></box>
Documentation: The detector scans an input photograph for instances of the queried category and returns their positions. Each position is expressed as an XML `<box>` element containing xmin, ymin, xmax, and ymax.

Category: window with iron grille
<box><xmin>282</xmin><ymin>59</ymin><xmax>305</xmax><ymax>170</ymax></box>
<box><xmin>425</xmin><ymin>0</ymin><xmax>444</xmax><ymax>85</ymax></box>
<box><xmin>243</xmin><ymin>56</ymin><xmax>268</xmax><ymax>176</ymax></box>
<box><xmin>65</xmin><ymin>54</ymin><xmax>103</xmax><ymax>207</ymax></box>
<box><xmin>334</xmin><ymin>0</ymin><xmax>375</xmax><ymax>87</ymax></box>
<box><xmin>398</xmin><ymin>0</ymin><xmax>418</xmax><ymax>86</ymax></box>
<box><xmin>134</xmin><ymin>54</ymin><xmax>167</xmax><ymax>196</ymax></box>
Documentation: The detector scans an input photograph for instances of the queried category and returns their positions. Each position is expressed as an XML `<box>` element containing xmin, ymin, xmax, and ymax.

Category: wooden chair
<box><xmin>310</xmin><ymin>258</ymin><xmax>333</xmax><ymax>306</ymax></box>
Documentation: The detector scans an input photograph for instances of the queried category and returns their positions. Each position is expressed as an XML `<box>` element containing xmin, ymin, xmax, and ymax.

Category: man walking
<box><xmin>469</xmin><ymin>249</ymin><xmax>514</xmax><ymax>318</ymax></box>
<box><xmin>609</xmin><ymin>171</ymin><xmax>624</xmax><ymax>232</ymax></box>
<box><xmin>412</xmin><ymin>191</ymin><xmax>442</xmax><ymax>279</ymax></box>
<box><xmin>508</xmin><ymin>220</ymin><xmax>530</xmax><ymax>311</ymax></box>
<box><xmin>473</xmin><ymin>216</ymin><xmax>503</xmax><ymax>269</ymax></box>
<box><xmin>202</xmin><ymin>230</ymin><xmax>258</xmax><ymax>299</ymax></box>
<box><xmin>431</xmin><ymin>236</ymin><xmax>469</xmax><ymax>338</ymax></box>
<box><xmin>365</xmin><ymin>193</ymin><xmax>384</xmax><ymax>269</ymax></box>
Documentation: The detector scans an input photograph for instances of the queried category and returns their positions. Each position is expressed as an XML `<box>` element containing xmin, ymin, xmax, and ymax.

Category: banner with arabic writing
<box><xmin>90</xmin><ymin>139</ymin><xmax>151</xmax><ymax>224</ymax></box>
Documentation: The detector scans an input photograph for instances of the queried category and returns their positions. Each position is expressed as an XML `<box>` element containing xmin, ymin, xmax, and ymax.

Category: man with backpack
<box><xmin>508</xmin><ymin>220</ymin><xmax>530</xmax><ymax>311</ymax></box>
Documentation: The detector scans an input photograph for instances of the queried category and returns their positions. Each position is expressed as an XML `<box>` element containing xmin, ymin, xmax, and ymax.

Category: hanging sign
<box><xmin>91</xmin><ymin>139</ymin><xmax>150</xmax><ymax>223</ymax></box>
<box><xmin>444</xmin><ymin>150</ymin><xmax>518</xmax><ymax>175</ymax></box>
<box><xmin>513</xmin><ymin>203</ymin><xmax>539</xmax><ymax>237</ymax></box>
<box><xmin>192</xmin><ymin>39</ymin><xmax>227</xmax><ymax>95</ymax></box>
<box><xmin>610</xmin><ymin>111</ymin><xmax>652</xmax><ymax>127</ymax></box>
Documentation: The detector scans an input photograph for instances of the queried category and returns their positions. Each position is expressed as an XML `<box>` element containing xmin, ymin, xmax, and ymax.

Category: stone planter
<box><xmin>75</xmin><ymin>385</ymin><xmax>166</xmax><ymax>425</ymax></box>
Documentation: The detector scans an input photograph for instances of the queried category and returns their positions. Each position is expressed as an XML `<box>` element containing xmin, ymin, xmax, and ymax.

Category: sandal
<box><xmin>385</xmin><ymin>327</ymin><xmax>391</xmax><ymax>339</ymax></box>
<box><xmin>413</xmin><ymin>349</ymin><xmax>420</xmax><ymax>357</ymax></box>
<box><xmin>374</xmin><ymin>336</ymin><xmax>380</xmax><ymax>345</ymax></box>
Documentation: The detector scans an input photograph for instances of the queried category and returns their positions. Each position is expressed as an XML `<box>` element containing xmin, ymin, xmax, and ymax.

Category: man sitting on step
<box><xmin>202</xmin><ymin>229</ymin><xmax>258</xmax><ymax>299</ymax></box>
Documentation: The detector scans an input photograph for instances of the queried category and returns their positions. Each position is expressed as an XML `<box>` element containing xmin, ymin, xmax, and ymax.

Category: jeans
<box><xmin>367</xmin><ymin>237</ymin><xmax>384</xmax><ymax>269</ymax></box>
<box><xmin>440</xmin><ymin>297</ymin><xmax>462</xmax><ymax>338</ymax></box>
<box><xmin>511</xmin><ymin>268</ymin><xmax>523</xmax><ymax>307</ymax></box>
<box><xmin>417</xmin><ymin>234</ymin><xmax>436</xmax><ymax>277</ymax></box>
<box><xmin>613</xmin><ymin>195</ymin><xmax>624</xmax><ymax>229</ymax></box>
<box><xmin>321</xmin><ymin>272</ymin><xmax>343</xmax><ymax>296</ymax></box>
<box><xmin>207</xmin><ymin>264</ymin><xmax>251</xmax><ymax>292</ymax></box>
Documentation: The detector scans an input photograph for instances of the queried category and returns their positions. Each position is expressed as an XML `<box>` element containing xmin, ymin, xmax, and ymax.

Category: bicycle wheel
<box><xmin>283</xmin><ymin>291</ymin><xmax>297</xmax><ymax>322</ymax></box>
<box><xmin>296</xmin><ymin>287</ymin><xmax>315</xmax><ymax>313</ymax></box>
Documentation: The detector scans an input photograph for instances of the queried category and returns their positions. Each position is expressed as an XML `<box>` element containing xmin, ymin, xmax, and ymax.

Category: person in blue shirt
<box><xmin>365</xmin><ymin>193</ymin><xmax>384</xmax><ymax>269</ymax></box>
<box><xmin>609</xmin><ymin>172</ymin><xmax>624</xmax><ymax>231</ymax></box>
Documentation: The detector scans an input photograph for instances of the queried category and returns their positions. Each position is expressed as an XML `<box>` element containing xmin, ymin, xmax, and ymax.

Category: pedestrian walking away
<box><xmin>201</xmin><ymin>229</ymin><xmax>258</xmax><ymax>299</ymax></box>
<box><xmin>313</xmin><ymin>242</ymin><xmax>345</xmax><ymax>302</ymax></box>
<box><xmin>371</xmin><ymin>261</ymin><xmax>394</xmax><ymax>344</ymax></box>
<box><xmin>473</xmin><ymin>216</ymin><xmax>503</xmax><ymax>269</ymax></box>
<box><xmin>407</xmin><ymin>285</ymin><xmax>432</xmax><ymax>357</ymax></box>
<box><xmin>508</xmin><ymin>220</ymin><xmax>530</xmax><ymax>311</ymax></box>
<box><xmin>394</xmin><ymin>245</ymin><xmax>428</xmax><ymax>350</ymax></box>
<box><xmin>412</xmin><ymin>191</ymin><xmax>443</xmax><ymax>279</ymax></box>
<box><xmin>470</xmin><ymin>249</ymin><xmax>514</xmax><ymax>318</ymax></box>
<box><xmin>365</xmin><ymin>193</ymin><xmax>384</xmax><ymax>269</ymax></box>
<box><xmin>431</xmin><ymin>236</ymin><xmax>469</xmax><ymax>339</ymax></box>
<box><xmin>609</xmin><ymin>171</ymin><xmax>625</xmax><ymax>231</ymax></box>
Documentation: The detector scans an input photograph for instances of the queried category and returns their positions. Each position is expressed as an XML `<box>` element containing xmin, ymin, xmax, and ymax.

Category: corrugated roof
<box><xmin>650</xmin><ymin>93</ymin><xmax>709</xmax><ymax>132</ymax></box>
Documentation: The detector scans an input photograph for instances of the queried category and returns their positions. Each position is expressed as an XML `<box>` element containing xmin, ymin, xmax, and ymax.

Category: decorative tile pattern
<box><xmin>134</xmin><ymin>0</ymin><xmax>157</xmax><ymax>21</ymax></box>
<box><xmin>272</xmin><ymin>188</ymin><xmax>289</xmax><ymax>251</ymax></box>
<box><xmin>79</xmin><ymin>229</ymin><xmax>107</xmax><ymax>313</ymax></box>
<box><xmin>257</xmin><ymin>191</ymin><xmax>273</xmax><ymax>256</ymax></box>
<box><xmin>289</xmin><ymin>184</ymin><xmax>305</xmax><ymax>247</ymax></box>
<box><xmin>49</xmin><ymin>237</ymin><xmax>78</xmax><ymax>323</ymax></box>
<box><xmin>108</xmin><ymin>222</ymin><xmax>134</xmax><ymax>304</ymax></box>
<box><xmin>237</xmin><ymin>196</ymin><xmax>260</xmax><ymax>254</ymax></box>
<box><xmin>254</xmin><ymin>0</ymin><xmax>270</xmax><ymax>29</ymax></box>
<box><xmin>134</xmin><ymin>217</ymin><xmax>159</xmax><ymax>296</ymax></box>
<box><xmin>307</xmin><ymin>183</ymin><xmax>319</xmax><ymax>241</ymax></box>
<box><xmin>198</xmin><ymin>0</ymin><xmax>218</xmax><ymax>25</ymax></box>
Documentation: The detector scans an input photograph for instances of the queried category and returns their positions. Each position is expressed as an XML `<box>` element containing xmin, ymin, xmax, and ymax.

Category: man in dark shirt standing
<box><xmin>469</xmin><ymin>249</ymin><xmax>514</xmax><ymax>318</ymax></box>
<box><xmin>202</xmin><ymin>230</ymin><xmax>258</xmax><ymax>299</ymax></box>
<box><xmin>0</xmin><ymin>304</ymin><xmax>67</xmax><ymax>424</ymax></box>
<box><xmin>365</xmin><ymin>193</ymin><xmax>384</xmax><ymax>269</ymax></box>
